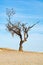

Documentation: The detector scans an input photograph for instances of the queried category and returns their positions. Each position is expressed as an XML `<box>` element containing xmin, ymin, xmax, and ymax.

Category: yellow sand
<box><xmin>0</xmin><ymin>48</ymin><xmax>43</xmax><ymax>65</ymax></box>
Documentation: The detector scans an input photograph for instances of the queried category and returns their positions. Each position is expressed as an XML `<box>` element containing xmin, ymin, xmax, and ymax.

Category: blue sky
<box><xmin>0</xmin><ymin>0</ymin><xmax>43</xmax><ymax>52</ymax></box>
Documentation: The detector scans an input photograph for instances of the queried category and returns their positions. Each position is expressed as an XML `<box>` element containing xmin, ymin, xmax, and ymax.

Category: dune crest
<box><xmin>0</xmin><ymin>48</ymin><xmax>43</xmax><ymax>65</ymax></box>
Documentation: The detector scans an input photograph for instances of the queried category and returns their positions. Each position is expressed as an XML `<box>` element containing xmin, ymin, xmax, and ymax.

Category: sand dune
<box><xmin>0</xmin><ymin>48</ymin><xmax>43</xmax><ymax>65</ymax></box>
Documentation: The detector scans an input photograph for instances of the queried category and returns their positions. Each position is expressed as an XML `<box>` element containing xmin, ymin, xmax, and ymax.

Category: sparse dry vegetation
<box><xmin>6</xmin><ymin>8</ymin><xmax>39</xmax><ymax>51</ymax></box>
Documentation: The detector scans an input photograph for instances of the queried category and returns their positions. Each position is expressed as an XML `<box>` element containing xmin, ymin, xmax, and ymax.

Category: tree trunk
<box><xmin>19</xmin><ymin>33</ymin><xmax>27</xmax><ymax>51</ymax></box>
<box><xmin>19</xmin><ymin>34</ymin><xmax>24</xmax><ymax>51</ymax></box>
<box><xmin>19</xmin><ymin>40</ymin><xmax>24</xmax><ymax>51</ymax></box>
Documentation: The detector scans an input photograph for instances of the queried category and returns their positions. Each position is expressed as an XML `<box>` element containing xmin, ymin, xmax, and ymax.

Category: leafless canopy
<box><xmin>6</xmin><ymin>8</ymin><xmax>39</xmax><ymax>51</ymax></box>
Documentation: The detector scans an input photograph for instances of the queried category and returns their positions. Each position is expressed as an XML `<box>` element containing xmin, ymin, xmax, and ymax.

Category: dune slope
<box><xmin>0</xmin><ymin>48</ymin><xmax>43</xmax><ymax>65</ymax></box>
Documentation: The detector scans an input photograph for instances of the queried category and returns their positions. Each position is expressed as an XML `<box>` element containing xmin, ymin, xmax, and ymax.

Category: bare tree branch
<box><xmin>6</xmin><ymin>8</ymin><xmax>39</xmax><ymax>51</ymax></box>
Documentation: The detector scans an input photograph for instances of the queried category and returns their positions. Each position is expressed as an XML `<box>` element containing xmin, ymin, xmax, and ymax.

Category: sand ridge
<box><xmin>0</xmin><ymin>48</ymin><xmax>43</xmax><ymax>65</ymax></box>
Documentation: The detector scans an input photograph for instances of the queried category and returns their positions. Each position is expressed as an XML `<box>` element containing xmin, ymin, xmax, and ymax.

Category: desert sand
<box><xmin>0</xmin><ymin>48</ymin><xmax>43</xmax><ymax>65</ymax></box>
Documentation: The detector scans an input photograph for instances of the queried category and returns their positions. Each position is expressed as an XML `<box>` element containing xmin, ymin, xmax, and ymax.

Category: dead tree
<box><xmin>6</xmin><ymin>8</ymin><xmax>39</xmax><ymax>51</ymax></box>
